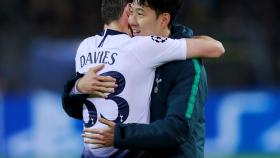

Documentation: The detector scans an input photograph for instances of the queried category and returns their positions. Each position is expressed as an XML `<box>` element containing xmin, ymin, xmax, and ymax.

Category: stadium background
<box><xmin>0</xmin><ymin>0</ymin><xmax>280</xmax><ymax>158</ymax></box>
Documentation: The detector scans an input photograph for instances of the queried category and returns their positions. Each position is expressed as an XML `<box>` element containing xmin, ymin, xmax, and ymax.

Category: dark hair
<box><xmin>101</xmin><ymin>0</ymin><xmax>132</xmax><ymax>25</ymax></box>
<box><xmin>135</xmin><ymin>0</ymin><xmax>183</xmax><ymax>28</ymax></box>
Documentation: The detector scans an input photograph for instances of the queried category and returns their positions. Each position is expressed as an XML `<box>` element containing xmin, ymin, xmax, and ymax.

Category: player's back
<box><xmin>75</xmin><ymin>29</ymin><xmax>186</xmax><ymax>157</ymax></box>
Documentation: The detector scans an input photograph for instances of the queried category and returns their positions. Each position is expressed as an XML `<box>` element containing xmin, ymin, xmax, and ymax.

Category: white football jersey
<box><xmin>75</xmin><ymin>29</ymin><xmax>186</xmax><ymax>157</ymax></box>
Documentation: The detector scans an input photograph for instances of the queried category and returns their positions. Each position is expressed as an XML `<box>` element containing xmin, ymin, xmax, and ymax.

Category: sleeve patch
<box><xmin>151</xmin><ymin>36</ymin><xmax>168</xmax><ymax>43</ymax></box>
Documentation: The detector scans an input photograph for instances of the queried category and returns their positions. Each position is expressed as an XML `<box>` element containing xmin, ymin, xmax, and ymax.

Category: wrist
<box><xmin>76</xmin><ymin>79</ymin><xmax>84</xmax><ymax>94</ymax></box>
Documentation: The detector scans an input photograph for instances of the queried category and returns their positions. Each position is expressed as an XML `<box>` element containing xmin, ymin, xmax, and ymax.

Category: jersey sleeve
<box><xmin>62</xmin><ymin>73</ymin><xmax>87</xmax><ymax>120</ymax></box>
<box><xmin>131</xmin><ymin>36</ymin><xmax>187</xmax><ymax>68</ymax></box>
<box><xmin>75</xmin><ymin>38</ymin><xmax>90</xmax><ymax>73</ymax></box>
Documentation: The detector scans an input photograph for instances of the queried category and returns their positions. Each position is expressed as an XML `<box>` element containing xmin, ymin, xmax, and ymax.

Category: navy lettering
<box><xmin>81</xmin><ymin>51</ymin><xmax>118</xmax><ymax>67</ymax></box>
<box><xmin>102</xmin><ymin>51</ymin><xmax>109</xmax><ymax>64</ymax></box>
<box><xmin>109</xmin><ymin>53</ymin><xmax>118</xmax><ymax>65</ymax></box>
<box><xmin>80</xmin><ymin>55</ymin><xmax>86</xmax><ymax>68</ymax></box>
<box><xmin>99</xmin><ymin>51</ymin><xmax>104</xmax><ymax>63</ymax></box>
<box><xmin>93</xmin><ymin>51</ymin><xmax>101</xmax><ymax>63</ymax></box>
<box><xmin>85</xmin><ymin>53</ymin><xmax>93</xmax><ymax>65</ymax></box>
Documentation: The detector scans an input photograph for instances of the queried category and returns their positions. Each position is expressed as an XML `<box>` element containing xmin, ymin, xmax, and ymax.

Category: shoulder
<box><xmin>77</xmin><ymin>35</ymin><xmax>100</xmax><ymax>51</ymax></box>
<box><xmin>131</xmin><ymin>35</ymin><xmax>171</xmax><ymax>44</ymax></box>
<box><xmin>131</xmin><ymin>36</ymin><xmax>151</xmax><ymax>42</ymax></box>
<box><xmin>80</xmin><ymin>36</ymin><xmax>97</xmax><ymax>45</ymax></box>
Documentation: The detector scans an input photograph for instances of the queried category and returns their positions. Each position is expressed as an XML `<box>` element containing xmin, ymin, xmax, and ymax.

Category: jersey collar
<box><xmin>98</xmin><ymin>29</ymin><xmax>127</xmax><ymax>36</ymax></box>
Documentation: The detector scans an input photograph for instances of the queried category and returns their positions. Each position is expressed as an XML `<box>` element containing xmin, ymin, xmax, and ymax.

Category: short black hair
<box><xmin>135</xmin><ymin>0</ymin><xmax>183</xmax><ymax>28</ymax></box>
<box><xmin>101</xmin><ymin>0</ymin><xmax>132</xmax><ymax>25</ymax></box>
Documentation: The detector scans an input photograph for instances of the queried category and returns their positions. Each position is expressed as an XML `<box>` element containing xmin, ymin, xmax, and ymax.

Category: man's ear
<box><xmin>160</xmin><ymin>13</ymin><xmax>171</xmax><ymax>28</ymax></box>
<box><xmin>124</xmin><ymin>3</ymin><xmax>131</xmax><ymax>18</ymax></box>
<box><xmin>120</xmin><ymin>3</ymin><xmax>131</xmax><ymax>24</ymax></box>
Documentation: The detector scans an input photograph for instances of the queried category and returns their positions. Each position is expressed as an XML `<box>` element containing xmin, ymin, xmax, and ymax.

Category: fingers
<box><xmin>88</xmin><ymin>86</ymin><xmax>114</xmax><ymax>98</ymax></box>
<box><xmin>84</xmin><ymin>128</ymin><xmax>103</xmax><ymax>134</ymax></box>
<box><xmin>90</xmin><ymin>91</ymin><xmax>108</xmax><ymax>98</ymax></box>
<box><xmin>82</xmin><ymin>127</ymin><xmax>114</xmax><ymax>148</ymax></box>
<box><xmin>89</xmin><ymin>64</ymin><xmax>105</xmax><ymax>73</ymax></box>
<box><xmin>83</xmin><ymin>138</ymin><xmax>105</xmax><ymax>148</ymax></box>
<box><xmin>99</xmin><ymin>118</ymin><xmax>115</xmax><ymax>127</ymax></box>
<box><xmin>94</xmin><ymin>81</ymin><xmax>117</xmax><ymax>89</ymax></box>
<box><xmin>82</xmin><ymin>65</ymin><xmax>119</xmax><ymax>97</ymax></box>
<box><xmin>88</xmin><ymin>80</ymin><xmax>117</xmax><ymax>96</ymax></box>
<box><xmin>97</xmin><ymin>76</ymin><xmax>116</xmax><ymax>82</ymax></box>
<box><xmin>85</xmin><ymin>79</ymin><xmax>117</xmax><ymax>97</ymax></box>
<box><xmin>83</xmin><ymin>137</ymin><xmax>105</xmax><ymax>145</ymax></box>
<box><xmin>82</xmin><ymin>133</ymin><xmax>104</xmax><ymax>140</ymax></box>
<box><xmin>91</xmin><ymin>144</ymin><xmax>104</xmax><ymax>149</ymax></box>
<box><xmin>92</xmin><ymin>86</ymin><xmax>114</xmax><ymax>93</ymax></box>
<box><xmin>82</xmin><ymin>129</ymin><xmax>106</xmax><ymax>145</ymax></box>
<box><xmin>94</xmin><ymin>76</ymin><xmax>117</xmax><ymax>88</ymax></box>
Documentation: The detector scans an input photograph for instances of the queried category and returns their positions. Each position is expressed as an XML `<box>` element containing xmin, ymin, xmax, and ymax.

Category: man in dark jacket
<box><xmin>63</xmin><ymin>0</ymin><xmax>216</xmax><ymax>157</ymax></box>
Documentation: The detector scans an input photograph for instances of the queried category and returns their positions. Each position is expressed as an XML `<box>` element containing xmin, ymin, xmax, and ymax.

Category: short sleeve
<box><xmin>131</xmin><ymin>36</ymin><xmax>187</xmax><ymax>68</ymax></box>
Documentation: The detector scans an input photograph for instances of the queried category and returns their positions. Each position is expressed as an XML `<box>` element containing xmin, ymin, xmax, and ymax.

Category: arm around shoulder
<box><xmin>186</xmin><ymin>35</ymin><xmax>225</xmax><ymax>58</ymax></box>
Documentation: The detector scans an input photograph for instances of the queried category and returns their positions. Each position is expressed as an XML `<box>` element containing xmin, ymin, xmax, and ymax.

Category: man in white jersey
<box><xmin>71</xmin><ymin>0</ymin><xmax>224</xmax><ymax>157</ymax></box>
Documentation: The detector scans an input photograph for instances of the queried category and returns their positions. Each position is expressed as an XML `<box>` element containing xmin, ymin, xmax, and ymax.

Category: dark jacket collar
<box><xmin>170</xmin><ymin>24</ymin><xmax>193</xmax><ymax>39</ymax></box>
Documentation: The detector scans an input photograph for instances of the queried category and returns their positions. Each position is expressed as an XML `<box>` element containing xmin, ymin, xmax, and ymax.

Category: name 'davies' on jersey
<box><xmin>79</xmin><ymin>50</ymin><xmax>118</xmax><ymax>68</ymax></box>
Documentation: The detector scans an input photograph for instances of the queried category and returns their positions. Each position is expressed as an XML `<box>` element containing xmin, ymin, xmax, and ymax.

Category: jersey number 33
<box><xmin>83</xmin><ymin>71</ymin><xmax>129</xmax><ymax>128</ymax></box>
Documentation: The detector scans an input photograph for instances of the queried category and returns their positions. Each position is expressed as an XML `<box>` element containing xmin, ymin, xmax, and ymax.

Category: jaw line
<box><xmin>132</xmin><ymin>29</ymin><xmax>141</xmax><ymax>36</ymax></box>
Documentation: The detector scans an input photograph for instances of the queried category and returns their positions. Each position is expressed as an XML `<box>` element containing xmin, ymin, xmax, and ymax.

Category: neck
<box><xmin>160</xmin><ymin>28</ymin><xmax>171</xmax><ymax>37</ymax></box>
<box><xmin>104</xmin><ymin>20</ymin><xmax>129</xmax><ymax>34</ymax></box>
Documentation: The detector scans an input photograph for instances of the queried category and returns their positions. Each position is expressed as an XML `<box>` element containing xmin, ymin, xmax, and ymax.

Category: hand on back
<box><xmin>77</xmin><ymin>64</ymin><xmax>118</xmax><ymax>98</ymax></box>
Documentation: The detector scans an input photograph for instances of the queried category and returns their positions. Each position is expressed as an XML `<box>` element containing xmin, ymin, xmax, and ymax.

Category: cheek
<box><xmin>128</xmin><ymin>16</ymin><xmax>133</xmax><ymax>25</ymax></box>
<box><xmin>139</xmin><ymin>19</ymin><xmax>154</xmax><ymax>31</ymax></box>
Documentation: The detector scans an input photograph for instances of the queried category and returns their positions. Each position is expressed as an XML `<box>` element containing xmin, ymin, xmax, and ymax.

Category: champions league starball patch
<box><xmin>151</xmin><ymin>36</ymin><xmax>168</xmax><ymax>43</ymax></box>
